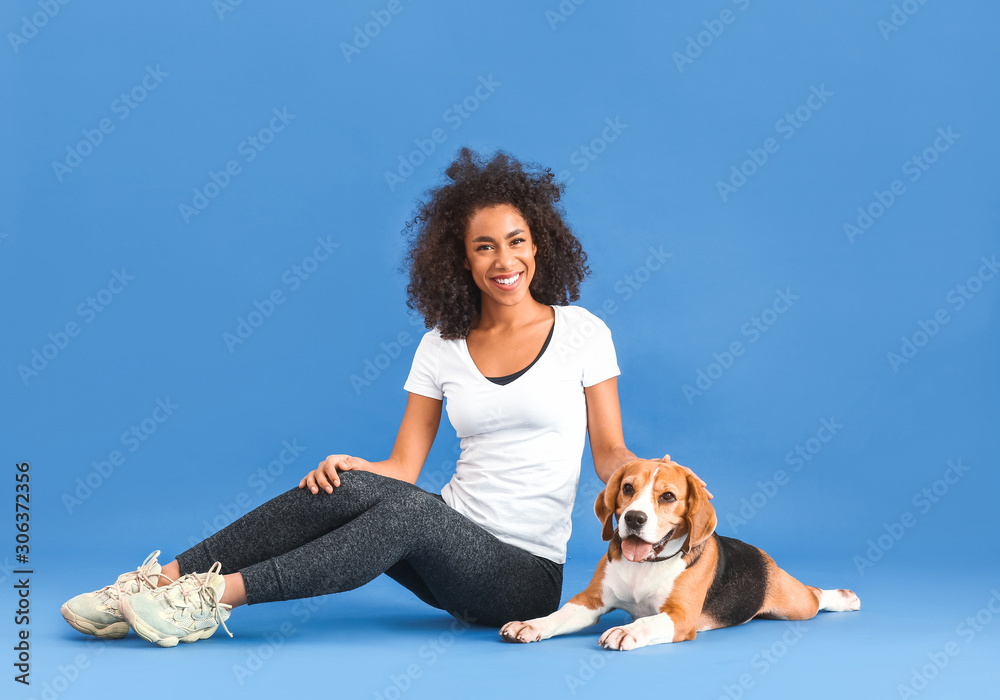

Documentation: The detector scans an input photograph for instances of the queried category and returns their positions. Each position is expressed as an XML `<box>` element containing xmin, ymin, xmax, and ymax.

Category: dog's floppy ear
<box><xmin>594</xmin><ymin>464</ymin><xmax>629</xmax><ymax>541</ymax></box>
<box><xmin>682</xmin><ymin>471</ymin><xmax>717</xmax><ymax>553</ymax></box>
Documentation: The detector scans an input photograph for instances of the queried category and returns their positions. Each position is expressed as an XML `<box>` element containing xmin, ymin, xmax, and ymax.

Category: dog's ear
<box><xmin>594</xmin><ymin>464</ymin><xmax>629</xmax><ymax>541</ymax></box>
<box><xmin>682</xmin><ymin>471</ymin><xmax>717</xmax><ymax>553</ymax></box>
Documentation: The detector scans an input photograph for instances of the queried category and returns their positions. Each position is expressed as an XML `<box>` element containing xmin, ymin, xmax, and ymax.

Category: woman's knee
<box><xmin>314</xmin><ymin>468</ymin><xmax>402</xmax><ymax>503</ymax></box>
<box><xmin>336</xmin><ymin>468</ymin><xmax>402</xmax><ymax>493</ymax></box>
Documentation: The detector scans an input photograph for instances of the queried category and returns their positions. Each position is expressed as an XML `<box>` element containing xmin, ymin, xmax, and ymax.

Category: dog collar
<box><xmin>648</xmin><ymin>547</ymin><xmax>684</xmax><ymax>562</ymax></box>
<box><xmin>632</xmin><ymin>528</ymin><xmax>684</xmax><ymax>563</ymax></box>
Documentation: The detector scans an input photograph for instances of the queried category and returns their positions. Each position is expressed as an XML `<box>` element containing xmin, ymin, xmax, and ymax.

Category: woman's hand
<box><xmin>298</xmin><ymin>454</ymin><xmax>373</xmax><ymax>493</ymax></box>
<box><xmin>661</xmin><ymin>453</ymin><xmax>714</xmax><ymax>500</ymax></box>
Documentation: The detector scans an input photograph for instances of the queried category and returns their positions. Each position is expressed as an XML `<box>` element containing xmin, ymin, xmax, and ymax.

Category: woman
<box><xmin>60</xmin><ymin>147</ymin><xmax>642</xmax><ymax>647</ymax></box>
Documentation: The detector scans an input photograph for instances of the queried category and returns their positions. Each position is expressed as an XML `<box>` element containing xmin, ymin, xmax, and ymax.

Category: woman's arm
<box><xmin>584</xmin><ymin>377</ymin><xmax>637</xmax><ymax>484</ymax></box>
<box><xmin>299</xmin><ymin>392</ymin><xmax>442</xmax><ymax>493</ymax></box>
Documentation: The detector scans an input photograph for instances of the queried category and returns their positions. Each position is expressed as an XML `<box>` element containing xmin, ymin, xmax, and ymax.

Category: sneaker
<box><xmin>120</xmin><ymin>561</ymin><xmax>233</xmax><ymax>647</ymax></box>
<box><xmin>60</xmin><ymin>550</ymin><xmax>173</xmax><ymax>639</ymax></box>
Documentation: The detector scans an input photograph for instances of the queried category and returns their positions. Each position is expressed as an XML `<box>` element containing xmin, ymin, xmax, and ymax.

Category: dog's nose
<box><xmin>623</xmin><ymin>510</ymin><xmax>647</xmax><ymax>529</ymax></box>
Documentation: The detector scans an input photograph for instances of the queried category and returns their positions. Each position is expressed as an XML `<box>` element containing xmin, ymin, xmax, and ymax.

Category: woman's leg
<box><xmin>171</xmin><ymin>468</ymin><xmax>419</xmax><ymax>577</ymax></box>
<box><xmin>230</xmin><ymin>470</ymin><xmax>563</xmax><ymax>626</ymax></box>
<box><xmin>383</xmin><ymin>517</ymin><xmax>564</xmax><ymax>627</ymax></box>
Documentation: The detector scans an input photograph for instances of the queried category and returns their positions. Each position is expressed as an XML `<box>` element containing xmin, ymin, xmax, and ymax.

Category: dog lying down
<box><xmin>500</xmin><ymin>457</ymin><xmax>860</xmax><ymax>651</ymax></box>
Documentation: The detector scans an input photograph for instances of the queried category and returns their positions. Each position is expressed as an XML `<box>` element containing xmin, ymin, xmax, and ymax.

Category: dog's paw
<box><xmin>500</xmin><ymin>620</ymin><xmax>545</xmax><ymax>644</ymax></box>
<box><xmin>598</xmin><ymin>625</ymin><xmax>641</xmax><ymax>651</ymax></box>
<box><xmin>819</xmin><ymin>588</ymin><xmax>861</xmax><ymax>612</ymax></box>
<box><xmin>839</xmin><ymin>589</ymin><xmax>861</xmax><ymax>611</ymax></box>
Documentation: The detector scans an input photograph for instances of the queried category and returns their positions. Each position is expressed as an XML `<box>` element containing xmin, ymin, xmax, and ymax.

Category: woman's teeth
<box><xmin>494</xmin><ymin>272</ymin><xmax>521</xmax><ymax>286</ymax></box>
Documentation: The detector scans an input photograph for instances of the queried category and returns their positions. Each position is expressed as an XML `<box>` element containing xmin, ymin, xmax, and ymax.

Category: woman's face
<box><xmin>463</xmin><ymin>204</ymin><xmax>537</xmax><ymax>310</ymax></box>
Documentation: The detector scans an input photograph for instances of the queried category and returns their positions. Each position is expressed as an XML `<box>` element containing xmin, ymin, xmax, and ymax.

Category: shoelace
<box><xmin>99</xmin><ymin>550</ymin><xmax>176</xmax><ymax>611</ymax></box>
<box><xmin>160</xmin><ymin>561</ymin><xmax>233</xmax><ymax>638</ymax></box>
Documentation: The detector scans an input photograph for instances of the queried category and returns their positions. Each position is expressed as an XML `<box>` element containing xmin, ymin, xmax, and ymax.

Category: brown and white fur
<box><xmin>500</xmin><ymin>457</ymin><xmax>860</xmax><ymax>651</ymax></box>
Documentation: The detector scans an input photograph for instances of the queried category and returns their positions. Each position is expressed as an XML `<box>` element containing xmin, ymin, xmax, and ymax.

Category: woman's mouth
<box><xmin>490</xmin><ymin>271</ymin><xmax>522</xmax><ymax>290</ymax></box>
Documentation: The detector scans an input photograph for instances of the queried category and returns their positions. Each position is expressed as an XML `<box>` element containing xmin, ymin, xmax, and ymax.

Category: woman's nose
<box><xmin>497</xmin><ymin>245</ymin><xmax>516</xmax><ymax>268</ymax></box>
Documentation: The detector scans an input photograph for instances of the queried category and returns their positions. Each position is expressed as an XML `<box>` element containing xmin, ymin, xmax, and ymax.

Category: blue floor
<box><xmin>6</xmin><ymin>1</ymin><xmax>999</xmax><ymax>698</ymax></box>
<box><xmin>31</xmin><ymin>552</ymin><xmax>999</xmax><ymax>699</ymax></box>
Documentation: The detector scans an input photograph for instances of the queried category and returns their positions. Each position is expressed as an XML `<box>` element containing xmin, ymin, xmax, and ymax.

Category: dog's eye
<box><xmin>622</xmin><ymin>483</ymin><xmax>634</xmax><ymax>496</ymax></box>
<box><xmin>659</xmin><ymin>492</ymin><xmax>676</xmax><ymax>503</ymax></box>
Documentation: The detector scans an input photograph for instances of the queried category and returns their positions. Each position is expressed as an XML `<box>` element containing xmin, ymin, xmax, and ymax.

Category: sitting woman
<box><xmin>60</xmin><ymin>146</ymin><xmax>648</xmax><ymax>646</ymax></box>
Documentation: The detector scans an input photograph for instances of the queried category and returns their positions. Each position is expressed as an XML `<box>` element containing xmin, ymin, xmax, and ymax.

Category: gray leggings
<box><xmin>174</xmin><ymin>469</ymin><xmax>563</xmax><ymax>627</ymax></box>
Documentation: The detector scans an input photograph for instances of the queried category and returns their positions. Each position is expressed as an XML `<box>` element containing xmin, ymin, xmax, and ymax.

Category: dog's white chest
<box><xmin>603</xmin><ymin>556</ymin><xmax>687</xmax><ymax>619</ymax></box>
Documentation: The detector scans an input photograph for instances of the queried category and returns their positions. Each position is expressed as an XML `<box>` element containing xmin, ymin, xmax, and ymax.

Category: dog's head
<box><xmin>594</xmin><ymin>457</ymin><xmax>716</xmax><ymax>562</ymax></box>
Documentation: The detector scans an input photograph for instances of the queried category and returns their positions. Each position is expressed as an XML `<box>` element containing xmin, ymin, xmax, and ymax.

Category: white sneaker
<box><xmin>60</xmin><ymin>550</ymin><xmax>173</xmax><ymax>639</ymax></box>
<box><xmin>120</xmin><ymin>561</ymin><xmax>233</xmax><ymax>647</ymax></box>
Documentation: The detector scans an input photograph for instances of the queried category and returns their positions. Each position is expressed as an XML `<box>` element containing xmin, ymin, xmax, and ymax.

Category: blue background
<box><xmin>3</xmin><ymin>1</ymin><xmax>998</xmax><ymax>698</ymax></box>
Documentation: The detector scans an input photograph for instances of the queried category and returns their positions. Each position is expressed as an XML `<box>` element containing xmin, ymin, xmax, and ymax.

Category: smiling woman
<box><xmin>60</xmin><ymin>146</ymin><xmax>642</xmax><ymax>646</ymax></box>
<box><xmin>403</xmin><ymin>147</ymin><xmax>591</xmax><ymax>340</ymax></box>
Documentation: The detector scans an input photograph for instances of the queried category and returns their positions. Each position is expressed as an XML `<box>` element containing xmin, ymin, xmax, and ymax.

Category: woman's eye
<box><xmin>660</xmin><ymin>492</ymin><xmax>676</xmax><ymax>503</ymax></box>
<box><xmin>622</xmin><ymin>483</ymin><xmax>634</xmax><ymax>496</ymax></box>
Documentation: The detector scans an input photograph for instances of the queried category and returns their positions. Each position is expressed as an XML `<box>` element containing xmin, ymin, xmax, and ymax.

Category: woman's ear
<box><xmin>594</xmin><ymin>464</ymin><xmax>629</xmax><ymax>541</ymax></box>
<box><xmin>682</xmin><ymin>472</ymin><xmax>717</xmax><ymax>553</ymax></box>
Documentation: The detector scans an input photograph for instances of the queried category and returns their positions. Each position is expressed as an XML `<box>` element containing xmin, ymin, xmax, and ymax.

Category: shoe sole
<box><xmin>120</xmin><ymin>596</ymin><xmax>221</xmax><ymax>648</ymax></box>
<box><xmin>60</xmin><ymin>603</ymin><xmax>130</xmax><ymax>639</ymax></box>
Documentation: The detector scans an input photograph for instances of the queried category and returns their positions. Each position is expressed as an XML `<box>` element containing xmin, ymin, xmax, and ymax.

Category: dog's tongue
<box><xmin>622</xmin><ymin>536</ymin><xmax>653</xmax><ymax>562</ymax></box>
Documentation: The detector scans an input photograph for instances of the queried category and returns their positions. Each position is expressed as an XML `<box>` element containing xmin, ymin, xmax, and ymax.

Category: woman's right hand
<box><xmin>299</xmin><ymin>454</ymin><xmax>372</xmax><ymax>493</ymax></box>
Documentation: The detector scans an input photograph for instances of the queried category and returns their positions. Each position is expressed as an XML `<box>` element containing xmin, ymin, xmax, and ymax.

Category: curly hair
<box><xmin>402</xmin><ymin>147</ymin><xmax>590</xmax><ymax>340</ymax></box>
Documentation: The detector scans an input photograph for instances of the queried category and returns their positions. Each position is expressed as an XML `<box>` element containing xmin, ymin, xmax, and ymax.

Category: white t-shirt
<box><xmin>402</xmin><ymin>304</ymin><xmax>621</xmax><ymax>564</ymax></box>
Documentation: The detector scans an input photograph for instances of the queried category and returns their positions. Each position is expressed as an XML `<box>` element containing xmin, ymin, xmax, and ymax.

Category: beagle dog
<box><xmin>500</xmin><ymin>457</ymin><xmax>860</xmax><ymax>651</ymax></box>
